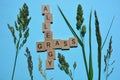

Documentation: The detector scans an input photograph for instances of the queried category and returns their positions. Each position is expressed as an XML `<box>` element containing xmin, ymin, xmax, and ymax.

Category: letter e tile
<box><xmin>44</xmin><ymin>31</ymin><xmax>52</xmax><ymax>41</ymax></box>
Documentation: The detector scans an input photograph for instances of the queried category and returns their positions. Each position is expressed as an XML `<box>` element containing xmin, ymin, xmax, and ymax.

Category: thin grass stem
<box><xmin>57</xmin><ymin>6</ymin><xmax>89</xmax><ymax>79</ymax></box>
<box><xmin>101</xmin><ymin>17</ymin><xmax>114</xmax><ymax>49</ymax></box>
<box><xmin>11</xmin><ymin>49</ymin><xmax>18</xmax><ymax>80</ymax></box>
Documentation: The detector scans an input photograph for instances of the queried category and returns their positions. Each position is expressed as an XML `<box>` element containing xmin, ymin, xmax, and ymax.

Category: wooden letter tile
<box><xmin>53</xmin><ymin>39</ymin><xmax>62</xmax><ymax>49</ymax></box>
<box><xmin>61</xmin><ymin>40</ymin><xmax>70</xmax><ymax>50</ymax></box>
<box><xmin>36</xmin><ymin>42</ymin><xmax>46</xmax><ymax>52</ymax></box>
<box><xmin>44</xmin><ymin>13</ymin><xmax>53</xmax><ymax>24</ymax></box>
<box><xmin>45</xmin><ymin>41</ymin><xmax>53</xmax><ymax>50</ymax></box>
<box><xmin>69</xmin><ymin>37</ymin><xmax>78</xmax><ymax>47</ymax></box>
<box><xmin>42</xmin><ymin>22</ymin><xmax>50</xmax><ymax>33</ymax></box>
<box><xmin>42</xmin><ymin>5</ymin><xmax>50</xmax><ymax>15</ymax></box>
<box><xmin>44</xmin><ymin>31</ymin><xmax>52</xmax><ymax>41</ymax></box>
<box><xmin>46</xmin><ymin>59</ymin><xmax>54</xmax><ymax>69</ymax></box>
<box><xmin>47</xmin><ymin>49</ymin><xmax>56</xmax><ymax>60</ymax></box>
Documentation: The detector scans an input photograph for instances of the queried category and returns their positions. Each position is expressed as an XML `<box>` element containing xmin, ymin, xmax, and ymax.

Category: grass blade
<box><xmin>101</xmin><ymin>17</ymin><xmax>114</xmax><ymax>49</ymax></box>
<box><xmin>89</xmin><ymin>10</ymin><xmax>93</xmax><ymax>80</ymax></box>
<box><xmin>57</xmin><ymin>6</ymin><xmax>83</xmax><ymax>46</ymax></box>
<box><xmin>58</xmin><ymin>6</ymin><xmax>89</xmax><ymax>79</ymax></box>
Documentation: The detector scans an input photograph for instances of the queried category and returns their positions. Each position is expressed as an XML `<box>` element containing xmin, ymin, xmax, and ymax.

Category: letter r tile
<box><xmin>45</xmin><ymin>41</ymin><xmax>53</xmax><ymax>50</ymax></box>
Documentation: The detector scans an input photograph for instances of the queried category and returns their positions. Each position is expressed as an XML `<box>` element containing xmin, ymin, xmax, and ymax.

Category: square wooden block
<box><xmin>45</xmin><ymin>41</ymin><xmax>53</xmax><ymax>50</ymax></box>
<box><xmin>53</xmin><ymin>39</ymin><xmax>62</xmax><ymax>49</ymax></box>
<box><xmin>42</xmin><ymin>22</ymin><xmax>50</xmax><ymax>33</ymax></box>
<box><xmin>61</xmin><ymin>40</ymin><xmax>70</xmax><ymax>50</ymax></box>
<box><xmin>44</xmin><ymin>31</ymin><xmax>52</xmax><ymax>41</ymax></box>
<box><xmin>44</xmin><ymin>13</ymin><xmax>53</xmax><ymax>24</ymax></box>
<box><xmin>42</xmin><ymin>5</ymin><xmax>50</xmax><ymax>15</ymax></box>
<box><xmin>47</xmin><ymin>49</ymin><xmax>56</xmax><ymax>60</ymax></box>
<box><xmin>36</xmin><ymin>42</ymin><xmax>46</xmax><ymax>52</ymax></box>
<box><xmin>69</xmin><ymin>37</ymin><xmax>78</xmax><ymax>47</ymax></box>
<box><xmin>46</xmin><ymin>59</ymin><xmax>54</xmax><ymax>69</ymax></box>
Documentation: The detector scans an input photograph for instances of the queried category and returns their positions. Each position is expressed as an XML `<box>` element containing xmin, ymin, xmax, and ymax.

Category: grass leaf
<box><xmin>58</xmin><ymin>6</ymin><xmax>89</xmax><ymax>79</ymax></box>
<box><xmin>102</xmin><ymin>17</ymin><xmax>114</xmax><ymax>49</ymax></box>
<box><xmin>57</xmin><ymin>6</ymin><xmax>83</xmax><ymax>46</ymax></box>
<box><xmin>88</xmin><ymin>10</ymin><xmax>93</xmax><ymax>80</ymax></box>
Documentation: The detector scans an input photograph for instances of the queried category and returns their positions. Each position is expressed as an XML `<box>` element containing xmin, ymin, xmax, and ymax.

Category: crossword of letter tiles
<box><xmin>36</xmin><ymin>5</ymin><xmax>78</xmax><ymax>69</ymax></box>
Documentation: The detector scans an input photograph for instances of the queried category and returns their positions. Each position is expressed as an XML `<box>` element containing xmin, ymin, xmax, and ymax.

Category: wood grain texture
<box><xmin>61</xmin><ymin>40</ymin><xmax>70</xmax><ymax>50</ymax></box>
<box><xmin>69</xmin><ymin>37</ymin><xmax>78</xmax><ymax>47</ymax></box>
<box><xmin>47</xmin><ymin>49</ymin><xmax>56</xmax><ymax>60</ymax></box>
<box><xmin>36</xmin><ymin>42</ymin><xmax>46</xmax><ymax>52</ymax></box>
<box><xmin>46</xmin><ymin>59</ymin><xmax>54</xmax><ymax>69</ymax></box>
<box><xmin>44</xmin><ymin>31</ymin><xmax>52</xmax><ymax>41</ymax></box>
<box><xmin>45</xmin><ymin>41</ymin><xmax>53</xmax><ymax>50</ymax></box>
<box><xmin>44</xmin><ymin>13</ymin><xmax>53</xmax><ymax>24</ymax></box>
<box><xmin>42</xmin><ymin>22</ymin><xmax>50</xmax><ymax>33</ymax></box>
<box><xmin>53</xmin><ymin>39</ymin><xmax>62</xmax><ymax>49</ymax></box>
<box><xmin>42</xmin><ymin>5</ymin><xmax>50</xmax><ymax>15</ymax></box>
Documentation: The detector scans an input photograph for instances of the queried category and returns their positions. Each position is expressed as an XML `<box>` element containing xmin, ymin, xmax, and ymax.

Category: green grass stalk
<box><xmin>8</xmin><ymin>3</ymin><xmax>31</xmax><ymax>80</ymax></box>
<box><xmin>102</xmin><ymin>17</ymin><xmax>114</xmax><ymax>49</ymax></box>
<box><xmin>58</xmin><ymin>6</ymin><xmax>89</xmax><ymax>79</ymax></box>
<box><xmin>11</xmin><ymin>48</ymin><xmax>19</xmax><ymax>80</ymax></box>
<box><xmin>94</xmin><ymin>11</ymin><xmax>102</xmax><ymax>80</ymax></box>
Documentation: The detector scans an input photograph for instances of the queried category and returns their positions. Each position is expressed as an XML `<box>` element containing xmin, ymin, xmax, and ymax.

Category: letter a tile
<box><xmin>42</xmin><ymin>5</ymin><xmax>50</xmax><ymax>15</ymax></box>
<box><xmin>53</xmin><ymin>39</ymin><xmax>62</xmax><ymax>49</ymax></box>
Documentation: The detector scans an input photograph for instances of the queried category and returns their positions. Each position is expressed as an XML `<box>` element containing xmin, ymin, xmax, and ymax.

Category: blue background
<box><xmin>0</xmin><ymin>0</ymin><xmax>120</xmax><ymax>80</ymax></box>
